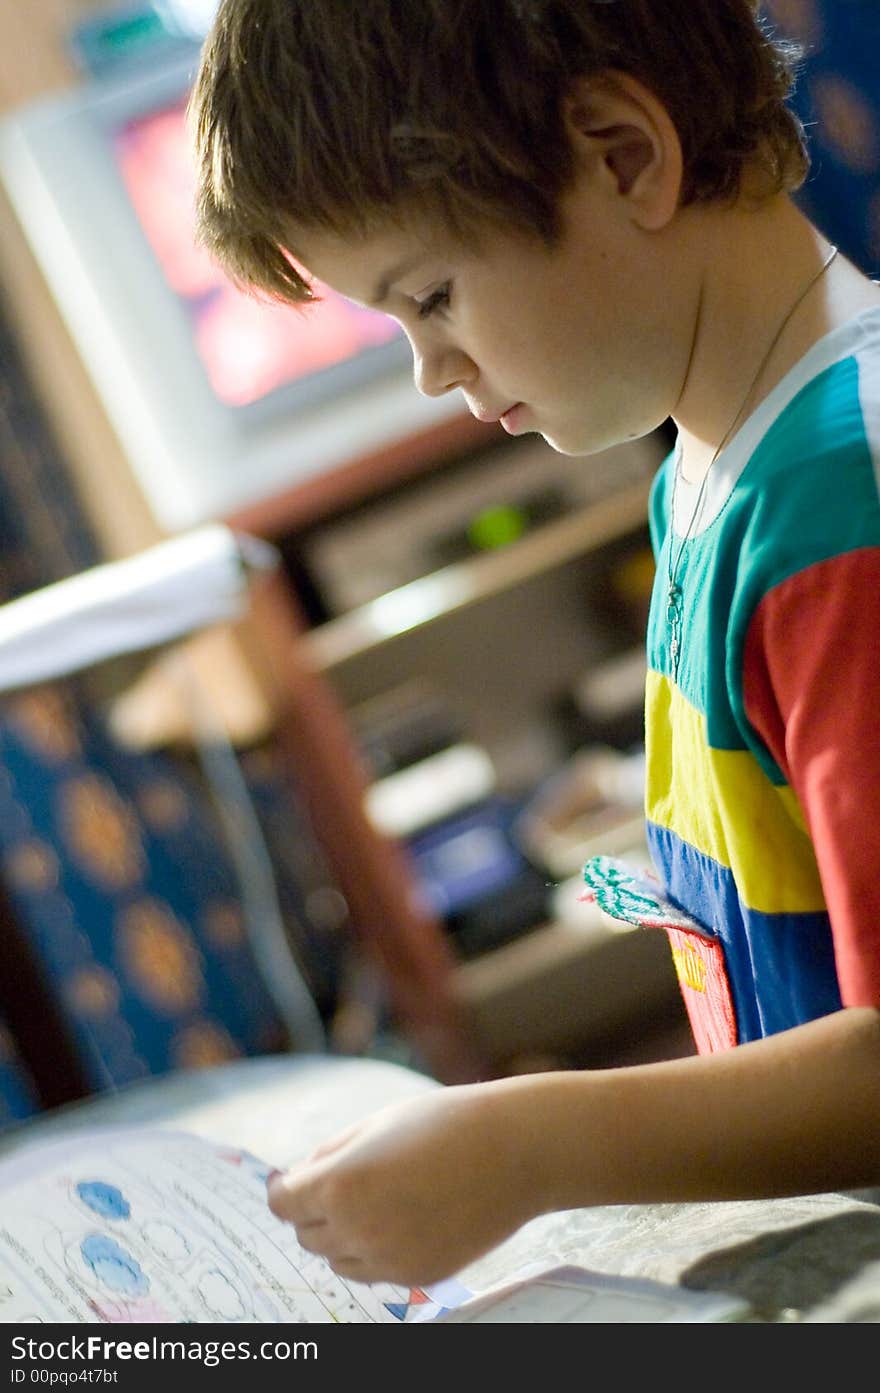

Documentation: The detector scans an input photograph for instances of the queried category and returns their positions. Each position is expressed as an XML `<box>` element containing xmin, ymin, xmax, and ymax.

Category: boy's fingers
<box><xmin>325</xmin><ymin>1257</ymin><xmax>368</xmax><ymax>1280</ymax></box>
<box><xmin>293</xmin><ymin>1223</ymin><xmax>336</xmax><ymax>1257</ymax></box>
<box><xmin>266</xmin><ymin>1166</ymin><xmax>325</xmax><ymax>1225</ymax></box>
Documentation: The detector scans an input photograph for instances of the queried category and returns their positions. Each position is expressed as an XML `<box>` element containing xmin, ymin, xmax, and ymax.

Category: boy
<box><xmin>189</xmin><ymin>0</ymin><xmax>880</xmax><ymax>1286</ymax></box>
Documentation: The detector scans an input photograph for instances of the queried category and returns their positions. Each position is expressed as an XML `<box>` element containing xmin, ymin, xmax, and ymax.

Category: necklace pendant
<box><xmin>667</xmin><ymin>582</ymin><xmax>683</xmax><ymax>675</ymax></box>
<box><xmin>666</xmin><ymin>583</ymin><xmax>681</xmax><ymax>628</ymax></box>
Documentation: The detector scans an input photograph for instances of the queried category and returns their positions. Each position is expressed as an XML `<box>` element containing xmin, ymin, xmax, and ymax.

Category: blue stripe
<box><xmin>647</xmin><ymin>823</ymin><xmax>842</xmax><ymax>1041</ymax></box>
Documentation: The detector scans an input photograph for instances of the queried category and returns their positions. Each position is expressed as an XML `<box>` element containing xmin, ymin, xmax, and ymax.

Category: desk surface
<box><xmin>2</xmin><ymin>1054</ymin><xmax>879</xmax><ymax>1323</ymax></box>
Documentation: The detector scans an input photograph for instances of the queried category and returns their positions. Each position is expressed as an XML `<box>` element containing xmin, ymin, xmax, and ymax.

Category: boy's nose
<box><xmin>412</xmin><ymin>344</ymin><xmax>476</xmax><ymax>398</ymax></box>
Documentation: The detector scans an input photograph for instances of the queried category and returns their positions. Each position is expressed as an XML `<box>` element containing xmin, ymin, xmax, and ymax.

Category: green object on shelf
<box><xmin>467</xmin><ymin>503</ymin><xmax>528</xmax><ymax>551</ymax></box>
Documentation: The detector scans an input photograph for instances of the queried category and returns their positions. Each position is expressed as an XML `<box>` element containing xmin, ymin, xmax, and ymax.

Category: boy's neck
<box><xmin>672</xmin><ymin>195</ymin><xmax>880</xmax><ymax>485</ymax></box>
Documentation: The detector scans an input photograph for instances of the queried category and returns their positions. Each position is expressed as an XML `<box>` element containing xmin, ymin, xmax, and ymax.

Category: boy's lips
<box><xmin>470</xmin><ymin>402</ymin><xmax>526</xmax><ymax>428</ymax></box>
<box><xmin>499</xmin><ymin>403</ymin><xmax>528</xmax><ymax>434</ymax></box>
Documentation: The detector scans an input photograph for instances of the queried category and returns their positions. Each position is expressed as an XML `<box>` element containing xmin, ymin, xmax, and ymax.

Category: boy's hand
<box><xmin>265</xmin><ymin>1082</ymin><xmax>541</xmax><ymax>1286</ymax></box>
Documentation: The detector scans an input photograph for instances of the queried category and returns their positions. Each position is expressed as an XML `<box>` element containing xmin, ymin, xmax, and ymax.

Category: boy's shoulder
<box><xmin>651</xmin><ymin>306</ymin><xmax>880</xmax><ymax>554</ymax></box>
<box><xmin>725</xmin><ymin>306</ymin><xmax>880</xmax><ymax>585</ymax></box>
<box><xmin>754</xmin><ymin>304</ymin><xmax>880</xmax><ymax>474</ymax></box>
<box><xmin>720</xmin><ymin>305</ymin><xmax>879</xmax><ymax>498</ymax></box>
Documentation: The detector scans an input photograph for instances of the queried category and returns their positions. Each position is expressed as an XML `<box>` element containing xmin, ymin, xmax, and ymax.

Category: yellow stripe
<box><xmin>645</xmin><ymin>670</ymin><xmax>826</xmax><ymax>914</ymax></box>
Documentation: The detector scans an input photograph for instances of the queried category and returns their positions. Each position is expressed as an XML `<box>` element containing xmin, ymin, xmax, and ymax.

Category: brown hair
<box><xmin>189</xmin><ymin>0</ymin><xmax>808</xmax><ymax>303</ymax></box>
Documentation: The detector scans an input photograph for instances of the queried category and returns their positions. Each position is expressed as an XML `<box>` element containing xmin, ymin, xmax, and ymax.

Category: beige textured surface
<box><xmin>2</xmin><ymin>1054</ymin><xmax>879</xmax><ymax>1321</ymax></box>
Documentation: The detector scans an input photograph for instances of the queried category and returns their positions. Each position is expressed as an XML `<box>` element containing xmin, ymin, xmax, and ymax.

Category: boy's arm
<box><xmin>267</xmin><ymin>1005</ymin><xmax>880</xmax><ymax>1286</ymax></box>
<box><xmin>743</xmin><ymin>549</ymin><xmax>880</xmax><ymax>1008</ymax></box>
<box><xmin>537</xmin><ymin>1005</ymin><xmax>880</xmax><ymax>1208</ymax></box>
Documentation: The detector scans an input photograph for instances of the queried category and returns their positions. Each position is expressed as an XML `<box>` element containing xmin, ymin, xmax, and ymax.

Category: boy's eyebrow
<box><xmin>369</xmin><ymin>253</ymin><xmax>431</xmax><ymax>305</ymax></box>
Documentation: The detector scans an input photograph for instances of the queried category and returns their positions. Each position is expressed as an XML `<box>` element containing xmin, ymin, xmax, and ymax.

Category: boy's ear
<box><xmin>562</xmin><ymin>72</ymin><xmax>683</xmax><ymax>230</ymax></box>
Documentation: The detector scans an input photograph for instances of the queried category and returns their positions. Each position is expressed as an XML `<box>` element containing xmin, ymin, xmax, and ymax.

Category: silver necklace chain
<box><xmin>666</xmin><ymin>243</ymin><xmax>839</xmax><ymax>679</ymax></box>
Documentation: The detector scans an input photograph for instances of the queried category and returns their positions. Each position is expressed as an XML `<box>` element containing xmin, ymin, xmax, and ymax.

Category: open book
<box><xmin>0</xmin><ymin>1128</ymin><xmax>467</xmax><ymax>1324</ymax></box>
<box><xmin>0</xmin><ymin>1126</ymin><xmax>752</xmax><ymax>1324</ymax></box>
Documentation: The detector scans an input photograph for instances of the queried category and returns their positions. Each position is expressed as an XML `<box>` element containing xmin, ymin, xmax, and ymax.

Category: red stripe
<box><xmin>742</xmin><ymin>548</ymin><xmax>880</xmax><ymax>1007</ymax></box>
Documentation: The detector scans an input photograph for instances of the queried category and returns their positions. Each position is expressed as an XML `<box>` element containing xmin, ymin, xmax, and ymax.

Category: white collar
<box><xmin>672</xmin><ymin>305</ymin><xmax>880</xmax><ymax>536</ymax></box>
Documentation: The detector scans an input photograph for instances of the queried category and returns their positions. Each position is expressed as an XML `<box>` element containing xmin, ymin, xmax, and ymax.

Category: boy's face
<box><xmin>291</xmin><ymin>174</ymin><xmax>687</xmax><ymax>457</ymax></box>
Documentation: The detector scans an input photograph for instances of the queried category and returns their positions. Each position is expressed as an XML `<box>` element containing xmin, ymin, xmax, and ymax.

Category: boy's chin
<box><xmin>539</xmin><ymin>428</ymin><xmax>627</xmax><ymax>459</ymax></box>
<box><xmin>542</xmin><ymin>418</ymin><xmax>661</xmax><ymax>458</ymax></box>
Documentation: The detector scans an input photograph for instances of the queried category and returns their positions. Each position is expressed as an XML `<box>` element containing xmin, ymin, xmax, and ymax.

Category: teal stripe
<box><xmin>648</xmin><ymin>356</ymin><xmax>880</xmax><ymax>779</ymax></box>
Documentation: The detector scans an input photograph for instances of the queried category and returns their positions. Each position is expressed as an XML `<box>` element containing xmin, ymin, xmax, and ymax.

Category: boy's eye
<box><xmin>416</xmin><ymin>283</ymin><xmax>452</xmax><ymax>319</ymax></box>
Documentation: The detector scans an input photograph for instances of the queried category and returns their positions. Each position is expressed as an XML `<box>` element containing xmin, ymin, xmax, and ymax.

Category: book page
<box><xmin>435</xmin><ymin>1264</ymin><xmax>752</xmax><ymax>1323</ymax></box>
<box><xmin>0</xmin><ymin>1129</ymin><xmax>465</xmax><ymax>1324</ymax></box>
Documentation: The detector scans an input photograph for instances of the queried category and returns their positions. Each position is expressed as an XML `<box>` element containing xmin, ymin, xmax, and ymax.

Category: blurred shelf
<box><xmin>452</xmin><ymin>907</ymin><xmax>683</xmax><ymax>1066</ymax></box>
<box><xmin>303</xmin><ymin>477</ymin><xmax>652</xmax><ymax>672</ymax></box>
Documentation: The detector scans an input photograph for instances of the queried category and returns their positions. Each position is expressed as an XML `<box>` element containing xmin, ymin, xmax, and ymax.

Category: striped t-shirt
<box><xmin>642</xmin><ymin>306</ymin><xmax>880</xmax><ymax>1052</ymax></box>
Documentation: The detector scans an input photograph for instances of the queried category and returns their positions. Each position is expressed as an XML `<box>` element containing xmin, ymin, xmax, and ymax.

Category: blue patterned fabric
<box><xmin>0</xmin><ymin>294</ymin><xmax>345</xmax><ymax>1124</ymax></box>
<box><xmin>0</xmin><ymin>1011</ymin><xmax>41</xmax><ymax>1125</ymax></box>
<box><xmin>765</xmin><ymin>0</ymin><xmax>880</xmax><ymax>275</ymax></box>
<box><xmin>0</xmin><ymin>689</ymin><xmax>290</xmax><ymax>1091</ymax></box>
